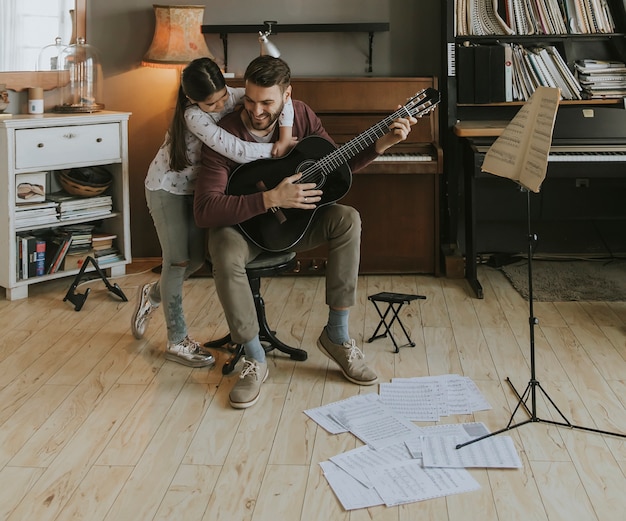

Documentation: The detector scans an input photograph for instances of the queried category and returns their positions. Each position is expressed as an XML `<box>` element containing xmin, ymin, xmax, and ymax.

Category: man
<box><xmin>194</xmin><ymin>56</ymin><xmax>417</xmax><ymax>409</ymax></box>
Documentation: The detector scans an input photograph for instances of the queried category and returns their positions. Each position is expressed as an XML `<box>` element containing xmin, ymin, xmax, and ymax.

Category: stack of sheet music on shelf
<box><xmin>15</xmin><ymin>201</ymin><xmax>59</xmax><ymax>230</ymax></box>
<box><xmin>511</xmin><ymin>43</ymin><xmax>583</xmax><ymax>100</ymax></box>
<box><xmin>455</xmin><ymin>0</ymin><xmax>616</xmax><ymax>36</ymax></box>
<box><xmin>575</xmin><ymin>59</ymin><xmax>626</xmax><ymax>98</ymax></box>
<box><xmin>46</xmin><ymin>192</ymin><xmax>113</xmax><ymax>221</ymax></box>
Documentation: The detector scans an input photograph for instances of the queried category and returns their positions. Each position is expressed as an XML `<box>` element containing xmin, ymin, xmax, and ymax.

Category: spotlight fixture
<box><xmin>258</xmin><ymin>20</ymin><xmax>280</xmax><ymax>57</ymax></box>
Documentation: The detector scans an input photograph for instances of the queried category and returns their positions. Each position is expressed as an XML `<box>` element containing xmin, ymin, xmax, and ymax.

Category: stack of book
<box><xmin>455</xmin><ymin>0</ymin><xmax>616</xmax><ymax>36</ymax></box>
<box><xmin>575</xmin><ymin>59</ymin><xmax>626</xmax><ymax>99</ymax></box>
<box><xmin>15</xmin><ymin>201</ymin><xmax>59</xmax><ymax>230</ymax></box>
<box><xmin>47</xmin><ymin>192</ymin><xmax>113</xmax><ymax>221</ymax></box>
<box><xmin>46</xmin><ymin>231</ymin><xmax>73</xmax><ymax>275</ymax></box>
<box><xmin>46</xmin><ymin>225</ymin><xmax>93</xmax><ymax>274</ymax></box>
<box><xmin>92</xmin><ymin>233</ymin><xmax>124</xmax><ymax>265</ymax></box>
<box><xmin>16</xmin><ymin>234</ymin><xmax>46</xmax><ymax>279</ymax></box>
<box><xmin>511</xmin><ymin>44</ymin><xmax>582</xmax><ymax>100</ymax></box>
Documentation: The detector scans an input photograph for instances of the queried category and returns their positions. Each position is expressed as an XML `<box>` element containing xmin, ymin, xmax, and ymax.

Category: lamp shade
<box><xmin>142</xmin><ymin>5</ymin><xmax>214</xmax><ymax>68</ymax></box>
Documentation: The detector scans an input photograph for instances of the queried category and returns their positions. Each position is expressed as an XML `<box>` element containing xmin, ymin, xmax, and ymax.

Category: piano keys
<box><xmin>373</xmin><ymin>152</ymin><xmax>434</xmax><ymax>162</ymax></box>
<box><xmin>474</xmin><ymin>144</ymin><xmax>626</xmax><ymax>164</ymax></box>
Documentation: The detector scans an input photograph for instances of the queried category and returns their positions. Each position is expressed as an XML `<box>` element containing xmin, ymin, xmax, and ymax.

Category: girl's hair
<box><xmin>168</xmin><ymin>57</ymin><xmax>226</xmax><ymax>171</ymax></box>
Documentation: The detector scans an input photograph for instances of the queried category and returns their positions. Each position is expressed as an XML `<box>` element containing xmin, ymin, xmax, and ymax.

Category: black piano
<box><xmin>456</xmin><ymin>105</ymin><xmax>626</xmax><ymax>298</ymax></box>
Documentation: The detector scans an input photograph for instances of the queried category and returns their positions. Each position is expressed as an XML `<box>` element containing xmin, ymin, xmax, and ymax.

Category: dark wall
<box><xmin>89</xmin><ymin>0</ymin><xmax>441</xmax><ymax>257</ymax></box>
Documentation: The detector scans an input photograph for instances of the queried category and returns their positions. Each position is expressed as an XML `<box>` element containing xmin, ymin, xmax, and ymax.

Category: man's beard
<box><xmin>246</xmin><ymin>101</ymin><xmax>284</xmax><ymax>132</ymax></box>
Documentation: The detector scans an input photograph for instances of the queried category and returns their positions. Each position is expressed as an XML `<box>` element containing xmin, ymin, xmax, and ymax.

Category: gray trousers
<box><xmin>208</xmin><ymin>204</ymin><xmax>361</xmax><ymax>344</ymax></box>
<box><xmin>146</xmin><ymin>188</ymin><xmax>206</xmax><ymax>343</ymax></box>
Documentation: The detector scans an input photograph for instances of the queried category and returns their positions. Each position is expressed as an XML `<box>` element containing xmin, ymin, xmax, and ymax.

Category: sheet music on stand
<box><xmin>480</xmin><ymin>85</ymin><xmax>560</xmax><ymax>192</ymax></box>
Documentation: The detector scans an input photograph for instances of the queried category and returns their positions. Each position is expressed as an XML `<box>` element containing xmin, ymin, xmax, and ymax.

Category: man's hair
<box><xmin>244</xmin><ymin>56</ymin><xmax>291</xmax><ymax>92</ymax></box>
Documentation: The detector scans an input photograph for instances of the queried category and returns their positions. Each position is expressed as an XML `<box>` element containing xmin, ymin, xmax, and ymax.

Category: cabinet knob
<box><xmin>37</xmin><ymin>143</ymin><xmax>44</xmax><ymax>148</ymax></box>
<box><xmin>96</xmin><ymin>138</ymin><xmax>103</xmax><ymax>143</ymax></box>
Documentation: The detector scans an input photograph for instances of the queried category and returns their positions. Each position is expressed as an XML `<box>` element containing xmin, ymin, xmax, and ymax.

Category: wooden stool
<box><xmin>367</xmin><ymin>292</ymin><xmax>426</xmax><ymax>353</ymax></box>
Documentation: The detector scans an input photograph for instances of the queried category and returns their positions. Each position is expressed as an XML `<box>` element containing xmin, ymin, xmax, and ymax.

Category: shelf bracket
<box><xmin>63</xmin><ymin>256</ymin><xmax>128</xmax><ymax>311</ymax></box>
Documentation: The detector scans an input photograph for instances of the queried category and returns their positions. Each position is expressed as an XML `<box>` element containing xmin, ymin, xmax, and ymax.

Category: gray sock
<box><xmin>243</xmin><ymin>335</ymin><xmax>266</xmax><ymax>363</ymax></box>
<box><xmin>326</xmin><ymin>308</ymin><xmax>350</xmax><ymax>345</ymax></box>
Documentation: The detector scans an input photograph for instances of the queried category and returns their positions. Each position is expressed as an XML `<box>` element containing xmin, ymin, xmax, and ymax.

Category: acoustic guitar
<box><xmin>226</xmin><ymin>87</ymin><xmax>440</xmax><ymax>252</ymax></box>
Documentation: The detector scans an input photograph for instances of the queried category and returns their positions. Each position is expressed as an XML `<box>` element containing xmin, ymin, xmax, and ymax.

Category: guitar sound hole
<box><xmin>297</xmin><ymin>160</ymin><xmax>326</xmax><ymax>189</ymax></box>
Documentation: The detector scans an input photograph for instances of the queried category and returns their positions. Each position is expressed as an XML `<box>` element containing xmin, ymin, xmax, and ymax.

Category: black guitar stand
<box><xmin>457</xmin><ymin>190</ymin><xmax>626</xmax><ymax>449</ymax></box>
<box><xmin>367</xmin><ymin>292</ymin><xmax>426</xmax><ymax>353</ymax></box>
<box><xmin>63</xmin><ymin>255</ymin><xmax>128</xmax><ymax>311</ymax></box>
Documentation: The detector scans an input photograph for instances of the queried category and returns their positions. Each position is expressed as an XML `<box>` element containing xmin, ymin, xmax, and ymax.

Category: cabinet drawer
<box><xmin>15</xmin><ymin>123</ymin><xmax>121</xmax><ymax>169</ymax></box>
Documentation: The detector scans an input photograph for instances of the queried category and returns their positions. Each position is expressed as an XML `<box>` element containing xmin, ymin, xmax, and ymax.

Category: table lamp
<box><xmin>142</xmin><ymin>5</ymin><xmax>214</xmax><ymax>68</ymax></box>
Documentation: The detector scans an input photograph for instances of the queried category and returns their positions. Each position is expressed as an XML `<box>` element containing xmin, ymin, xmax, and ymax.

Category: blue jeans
<box><xmin>145</xmin><ymin>188</ymin><xmax>205</xmax><ymax>343</ymax></box>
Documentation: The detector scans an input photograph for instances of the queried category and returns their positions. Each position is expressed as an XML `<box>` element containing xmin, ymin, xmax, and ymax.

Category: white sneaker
<box><xmin>166</xmin><ymin>336</ymin><xmax>215</xmax><ymax>368</ymax></box>
<box><xmin>131</xmin><ymin>282</ymin><xmax>159</xmax><ymax>339</ymax></box>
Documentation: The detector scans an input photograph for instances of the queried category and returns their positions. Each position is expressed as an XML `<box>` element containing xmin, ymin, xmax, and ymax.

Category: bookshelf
<box><xmin>0</xmin><ymin>112</ymin><xmax>131</xmax><ymax>300</ymax></box>
<box><xmin>446</xmin><ymin>0</ymin><xmax>626</xmax><ymax>111</ymax></box>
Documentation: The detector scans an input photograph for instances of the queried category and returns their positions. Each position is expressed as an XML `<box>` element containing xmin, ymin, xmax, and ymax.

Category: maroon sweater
<box><xmin>194</xmin><ymin>99</ymin><xmax>379</xmax><ymax>228</ymax></box>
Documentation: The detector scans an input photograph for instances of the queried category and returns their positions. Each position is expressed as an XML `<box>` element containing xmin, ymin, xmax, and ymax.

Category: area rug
<box><xmin>499</xmin><ymin>259</ymin><xmax>626</xmax><ymax>302</ymax></box>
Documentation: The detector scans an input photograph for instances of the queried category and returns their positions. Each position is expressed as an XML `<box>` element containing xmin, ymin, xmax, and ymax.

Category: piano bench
<box><xmin>366</xmin><ymin>292</ymin><xmax>426</xmax><ymax>353</ymax></box>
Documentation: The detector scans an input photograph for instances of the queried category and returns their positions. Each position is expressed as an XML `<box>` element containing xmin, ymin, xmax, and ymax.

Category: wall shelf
<box><xmin>202</xmin><ymin>22</ymin><xmax>390</xmax><ymax>73</ymax></box>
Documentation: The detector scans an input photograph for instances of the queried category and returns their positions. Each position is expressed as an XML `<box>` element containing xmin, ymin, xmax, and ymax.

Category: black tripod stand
<box><xmin>457</xmin><ymin>189</ymin><xmax>626</xmax><ymax>450</ymax></box>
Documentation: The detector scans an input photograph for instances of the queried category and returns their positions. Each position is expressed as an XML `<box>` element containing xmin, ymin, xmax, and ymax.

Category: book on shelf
<box><xmin>457</xmin><ymin>0</ymin><xmax>617</xmax><ymax>36</ymax></box>
<box><xmin>575</xmin><ymin>59</ymin><xmax>626</xmax><ymax>98</ymax></box>
<box><xmin>46</xmin><ymin>192</ymin><xmax>113</xmax><ymax>220</ymax></box>
<box><xmin>18</xmin><ymin>234</ymin><xmax>46</xmax><ymax>279</ymax></box>
<box><xmin>91</xmin><ymin>233</ymin><xmax>117</xmax><ymax>250</ymax></box>
<box><xmin>34</xmin><ymin>239</ymin><xmax>46</xmax><ymax>277</ymax></box>
<box><xmin>46</xmin><ymin>235</ymin><xmax>73</xmax><ymax>275</ymax></box>
<box><xmin>15</xmin><ymin>200</ymin><xmax>60</xmax><ymax>228</ymax></box>
<box><xmin>456</xmin><ymin>43</ymin><xmax>507</xmax><ymax>103</ymax></box>
<box><xmin>94</xmin><ymin>251</ymin><xmax>124</xmax><ymax>265</ymax></box>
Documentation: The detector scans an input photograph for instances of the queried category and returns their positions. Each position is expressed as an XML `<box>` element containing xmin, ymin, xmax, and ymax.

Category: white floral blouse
<box><xmin>145</xmin><ymin>86</ymin><xmax>294</xmax><ymax>195</ymax></box>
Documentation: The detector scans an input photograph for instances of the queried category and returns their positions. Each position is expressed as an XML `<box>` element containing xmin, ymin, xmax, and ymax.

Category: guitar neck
<box><xmin>314</xmin><ymin>112</ymin><xmax>403</xmax><ymax>176</ymax></box>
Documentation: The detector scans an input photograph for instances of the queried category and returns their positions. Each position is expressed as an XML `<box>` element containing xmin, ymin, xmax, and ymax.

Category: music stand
<box><xmin>457</xmin><ymin>87</ymin><xmax>626</xmax><ymax>449</ymax></box>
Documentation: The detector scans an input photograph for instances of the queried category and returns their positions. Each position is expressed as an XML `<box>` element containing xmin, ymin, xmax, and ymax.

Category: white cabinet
<box><xmin>0</xmin><ymin>111</ymin><xmax>132</xmax><ymax>300</ymax></box>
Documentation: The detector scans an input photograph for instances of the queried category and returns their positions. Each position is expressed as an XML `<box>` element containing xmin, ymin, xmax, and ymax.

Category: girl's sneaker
<box><xmin>131</xmin><ymin>282</ymin><xmax>159</xmax><ymax>339</ymax></box>
<box><xmin>166</xmin><ymin>336</ymin><xmax>215</xmax><ymax>368</ymax></box>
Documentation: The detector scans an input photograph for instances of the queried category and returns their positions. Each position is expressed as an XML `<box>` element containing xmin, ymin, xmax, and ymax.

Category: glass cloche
<box><xmin>37</xmin><ymin>37</ymin><xmax>67</xmax><ymax>72</ymax></box>
<box><xmin>55</xmin><ymin>37</ymin><xmax>104</xmax><ymax>113</ymax></box>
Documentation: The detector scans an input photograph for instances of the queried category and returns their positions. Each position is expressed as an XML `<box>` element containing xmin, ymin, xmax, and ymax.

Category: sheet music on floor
<box><xmin>329</xmin><ymin>442</ymin><xmax>415</xmax><ymax>488</ymax></box>
<box><xmin>319</xmin><ymin>461</ymin><xmax>385</xmax><ymax>511</ymax></box>
<box><xmin>404</xmin><ymin>422</ymin><xmax>491</xmax><ymax>459</ymax></box>
<box><xmin>380</xmin><ymin>374</ymin><xmax>492</xmax><ymax>420</ymax></box>
<box><xmin>331</xmin><ymin>395</ymin><xmax>424</xmax><ymax>450</ymax></box>
<box><xmin>305</xmin><ymin>377</ymin><xmax>522</xmax><ymax>510</ymax></box>
<box><xmin>320</xmin><ymin>458</ymin><xmax>481</xmax><ymax>509</ymax></box>
<box><xmin>421</xmin><ymin>434</ymin><xmax>523</xmax><ymax>469</ymax></box>
<box><xmin>303</xmin><ymin>392</ymin><xmax>380</xmax><ymax>434</ymax></box>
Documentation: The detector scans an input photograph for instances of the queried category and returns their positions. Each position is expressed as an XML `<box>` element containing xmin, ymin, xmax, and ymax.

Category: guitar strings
<box><xmin>297</xmin><ymin>89</ymin><xmax>438</xmax><ymax>185</ymax></box>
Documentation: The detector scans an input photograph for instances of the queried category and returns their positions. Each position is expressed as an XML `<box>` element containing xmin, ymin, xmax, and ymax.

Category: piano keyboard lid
<box><xmin>551</xmin><ymin>106</ymin><xmax>626</xmax><ymax>145</ymax></box>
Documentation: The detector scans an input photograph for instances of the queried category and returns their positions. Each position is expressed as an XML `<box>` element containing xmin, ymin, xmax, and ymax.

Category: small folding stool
<box><xmin>367</xmin><ymin>292</ymin><xmax>426</xmax><ymax>353</ymax></box>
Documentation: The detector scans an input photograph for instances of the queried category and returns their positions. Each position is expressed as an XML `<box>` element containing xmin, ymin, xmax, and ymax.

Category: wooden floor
<box><xmin>1</xmin><ymin>259</ymin><xmax>625</xmax><ymax>521</ymax></box>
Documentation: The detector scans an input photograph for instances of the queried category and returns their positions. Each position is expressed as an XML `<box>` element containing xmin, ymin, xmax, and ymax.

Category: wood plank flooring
<box><xmin>0</xmin><ymin>260</ymin><xmax>625</xmax><ymax>520</ymax></box>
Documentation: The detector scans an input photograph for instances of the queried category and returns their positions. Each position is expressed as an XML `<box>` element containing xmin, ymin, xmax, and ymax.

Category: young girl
<box><xmin>131</xmin><ymin>57</ymin><xmax>294</xmax><ymax>368</ymax></box>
